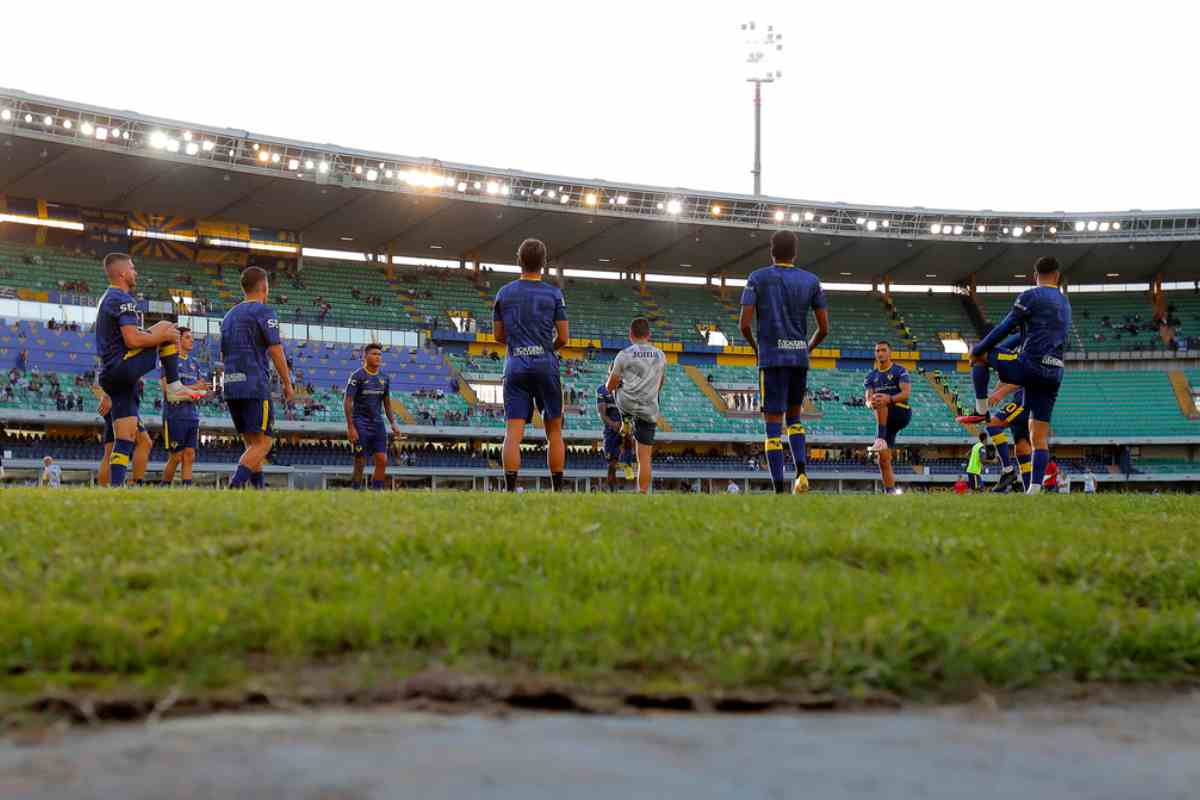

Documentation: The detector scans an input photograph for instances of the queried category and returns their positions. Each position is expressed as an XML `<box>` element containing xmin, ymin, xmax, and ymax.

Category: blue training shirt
<box><xmin>162</xmin><ymin>354</ymin><xmax>203</xmax><ymax>422</ymax></box>
<box><xmin>973</xmin><ymin>286</ymin><xmax>1071</xmax><ymax>376</ymax></box>
<box><xmin>864</xmin><ymin>363</ymin><xmax>911</xmax><ymax>408</ymax></box>
<box><xmin>492</xmin><ymin>277</ymin><xmax>567</xmax><ymax>376</ymax></box>
<box><xmin>596</xmin><ymin>384</ymin><xmax>622</xmax><ymax>426</ymax></box>
<box><xmin>346</xmin><ymin>366</ymin><xmax>391</xmax><ymax>426</ymax></box>
<box><xmin>220</xmin><ymin>301</ymin><xmax>281</xmax><ymax>400</ymax></box>
<box><xmin>740</xmin><ymin>263</ymin><xmax>827</xmax><ymax>369</ymax></box>
<box><xmin>95</xmin><ymin>287</ymin><xmax>140</xmax><ymax>373</ymax></box>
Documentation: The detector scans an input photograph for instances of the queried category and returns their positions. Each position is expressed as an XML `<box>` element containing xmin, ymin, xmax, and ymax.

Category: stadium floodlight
<box><xmin>80</xmin><ymin>121</ymin><xmax>93</xmax><ymax>135</ymax></box>
<box><xmin>0</xmin><ymin>213</ymin><xmax>84</xmax><ymax>231</ymax></box>
<box><xmin>202</xmin><ymin>140</ymin><xmax>215</xmax><ymax>152</ymax></box>
<box><xmin>1098</xmin><ymin>221</ymin><xmax>1110</xmax><ymax>232</ymax></box>
<box><xmin>1012</xmin><ymin>227</ymin><xmax>1023</xmax><ymax>238</ymax></box>
<box><xmin>149</xmin><ymin>130</ymin><xmax>168</xmax><ymax>149</ymax></box>
<box><xmin>616</xmin><ymin>195</ymin><xmax>628</xmax><ymax>205</ymax></box>
<box><xmin>866</xmin><ymin>220</ymin><xmax>878</xmax><ymax>232</ymax></box>
<box><xmin>472</xmin><ymin>181</ymin><xmax>482</xmax><ymax>190</ymax></box>
<box><xmin>666</xmin><ymin>199</ymin><xmax>682</xmax><ymax>215</ymax></box>
<box><xmin>95</xmin><ymin>126</ymin><xmax>108</xmax><ymax>141</ymax></box>
<box><xmin>930</xmin><ymin>223</ymin><xmax>942</xmax><ymax>234</ymax></box>
<box><xmin>774</xmin><ymin>210</ymin><xmax>785</xmax><ymax>222</ymax></box>
<box><xmin>42</xmin><ymin>115</ymin><xmax>52</xmax><ymax>126</ymax></box>
<box><xmin>819</xmin><ymin>215</ymin><xmax>827</xmax><ymax>224</ymax></box>
<box><xmin>318</xmin><ymin>161</ymin><xmax>329</xmax><ymax>173</ymax></box>
<box><xmin>585</xmin><ymin>193</ymin><xmax>597</xmax><ymax>206</ymax></box>
<box><xmin>304</xmin><ymin>159</ymin><xmax>314</xmax><ymax>169</ymax></box>
<box><xmin>925</xmin><ymin>274</ymin><xmax>937</xmax><ymax>278</ymax></box>
<box><xmin>289</xmin><ymin>159</ymin><xmax>300</xmax><ymax>171</ymax></box>
<box><xmin>444</xmin><ymin>176</ymin><xmax>456</xmax><ymax>187</ymax></box>
<box><xmin>0</xmin><ymin>109</ymin><xmax>10</xmax><ymax>121</ymax></box>
<box><xmin>1003</xmin><ymin>227</ymin><xmax>1010</xmax><ymax>234</ymax></box>
<box><xmin>62</xmin><ymin>119</ymin><xmax>72</xmax><ymax>130</ymax></box>
<box><xmin>122</xmin><ymin>131</ymin><xmax>129</xmax><ymax>140</ymax></box>
<box><xmin>165</xmin><ymin>138</ymin><xmax>180</xmax><ymax>153</ymax></box>
<box><xmin>711</xmin><ymin>205</ymin><xmax>722</xmax><ymax>216</ymax></box>
<box><xmin>366</xmin><ymin>169</ymin><xmax>378</xmax><ymax>181</ymax></box>
<box><xmin>548</xmin><ymin>190</ymin><xmax>557</xmax><ymax>199</ymax></box>
<box><xmin>23</xmin><ymin>113</ymin><xmax>32</xmax><ymax>123</ymax></box>
<box><xmin>456</xmin><ymin>182</ymin><xmax>467</xmax><ymax>192</ymax></box>
<box><xmin>791</xmin><ymin>212</ymin><xmax>800</xmax><ymax>223</ymax></box>
<box><xmin>354</xmin><ymin>165</ymin><xmax>363</xmax><ymax>175</ymax></box>
<box><xmin>953</xmin><ymin>224</ymin><xmax>964</xmax><ymax>235</ymax></box>
<box><xmin>253</xmin><ymin>143</ymin><xmax>260</xmax><ymax>150</ymax></box>
<box><xmin>486</xmin><ymin>181</ymin><xmax>500</xmax><ymax>195</ymax></box>
<box><xmin>1113</xmin><ymin>221</ymin><xmax>1122</xmax><ymax>230</ymax></box>
<box><xmin>1087</xmin><ymin>220</ymin><xmax>1098</xmax><ymax>232</ymax></box>
<box><xmin>183</xmin><ymin>131</ymin><xmax>192</xmax><ymax>141</ymax></box>
<box><xmin>1106</xmin><ymin>272</ymin><xmax>1120</xmax><ymax>278</ymax></box>
<box><xmin>1049</xmin><ymin>226</ymin><xmax>1057</xmax><ymax>234</ymax></box>
<box><xmin>533</xmin><ymin>187</ymin><xmax>544</xmax><ymax>196</ymax></box>
<box><xmin>803</xmin><ymin>211</ymin><xmax>814</xmax><ymax>222</ymax></box>
<box><xmin>882</xmin><ymin>220</ymin><xmax>890</xmax><ymax>228</ymax></box>
<box><xmin>977</xmin><ymin>224</ymin><xmax>986</xmax><ymax>233</ymax></box>
<box><xmin>856</xmin><ymin>217</ymin><xmax>865</xmax><ymax>225</ymax></box>
<box><xmin>186</xmin><ymin>142</ymin><xmax>200</xmax><ymax>156</ymax></box>
<box><xmin>560</xmin><ymin>194</ymin><xmax>570</xmax><ymax>204</ymax></box>
<box><xmin>385</xmin><ymin>170</ymin><xmax>393</xmax><ymax>179</ymax></box>
<box><xmin>271</xmin><ymin>153</ymin><xmax>280</xmax><ymax>163</ymax></box>
<box><xmin>500</xmin><ymin>184</ymin><xmax>511</xmax><ymax>195</ymax></box>
<box><xmin>743</xmin><ymin>21</ymin><xmax>784</xmax><ymax>195</ymax></box>
<box><xmin>1024</xmin><ymin>225</ymin><xmax>1032</xmax><ymax>233</ymax></box>
<box><xmin>1074</xmin><ymin>221</ymin><xmax>1085</xmax><ymax>232</ymax></box>
<box><xmin>258</xmin><ymin>151</ymin><xmax>270</xmax><ymax>163</ymax></box>
<box><xmin>656</xmin><ymin>201</ymin><xmax>664</xmax><ymax>210</ymax></box>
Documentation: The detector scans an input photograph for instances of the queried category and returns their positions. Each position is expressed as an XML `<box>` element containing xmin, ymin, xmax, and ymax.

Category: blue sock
<box><xmin>986</xmin><ymin>426</ymin><xmax>1013</xmax><ymax>470</ymax></box>
<box><xmin>181</xmin><ymin>479</ymin><xmax>192</xmax><ymax>487</ymax></box>
<box><xmin>158</xmin><ymin>343</ymin><xmax>180</xmax><ymax>384</ymax></box>
<box><xmin>371</xmin><ymin>480</ymin><xmax>385</xmax><ymax>490</ymax></box>
<box><xmin>1017</xmin><ymin>454</ymin><xmax>1032</xmax><ymax>490</ymax></box>
<box><xmin>876</xmin><ymin>420</ymin><xmax>887</xmax><ymax>440</ymax></box>
<box><xmin>765</xmin><ymin>421</ymin><xmax>786</xmax><ymax>493</ymax></box>
<box><xmin>250</xmin><ymin>471</ymin><xmax>266</xmax><ymax>490</ymax></box>
<box><xmin>230</xmin><ymin>464</ymin><xmax>252</xmax><ymax>489</ymax></box>
<box><xmin>1030</xmin><ymin>449</ymin><xmax>1049</xmax><ymax>493</ymax></box>
<box><xmin>786</xmin><ymin>418</ymin><xmax>807</xmax><ymax>475</ymax></box>
<box><xmin>971</xmin><ymin>364</ymin><xmax>990</xmax><ymax>413</ymax></box>
<box><xmin>109</xmin><ymin>438</ymin><xmax>134</xmax><ymax>487</ymax></box>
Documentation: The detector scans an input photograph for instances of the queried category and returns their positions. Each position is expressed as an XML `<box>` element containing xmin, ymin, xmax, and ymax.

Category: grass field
<box><xmin>1</xmin><ymin>490</ymin><xmax>1199</xmax><ymax>717</ymax></box>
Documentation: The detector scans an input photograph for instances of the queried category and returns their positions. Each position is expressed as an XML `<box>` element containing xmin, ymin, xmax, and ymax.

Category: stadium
<box><xmin>2</xmin><ymin>87</ymin><xmax>1199</xmax><ymax>491</ymax></box>
<box><xmin>3</xmin><ymin>52</ymin><xmax>1200</xmax><ymax>796</ymax></box>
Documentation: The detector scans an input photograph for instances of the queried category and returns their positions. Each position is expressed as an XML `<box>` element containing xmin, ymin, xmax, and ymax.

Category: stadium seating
<box><xmin>887</xmin><ymin>292</ymin><xmax>974</xmax><ymax>350</ymax></box>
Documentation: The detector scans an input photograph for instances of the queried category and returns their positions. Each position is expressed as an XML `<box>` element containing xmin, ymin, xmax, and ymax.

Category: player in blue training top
<box><xmin>159</xmin><ymin>327</ymin><xmax>208</xmax><ymax>487</ymax></box>
<box><xmin>961</xmin><ymin>256</ymin><xmax>1071</xmax><ymax>494</ymax></box>
<box><xmin>863</xmin><ymin>340</ymin><xmax>912</xmax><ymax>495</ymax></box>
<box><xmin>344</xmin><ymin>343</ymin><xmax>403</xmax><ymax>491</ymax></box>
<box><xmin>739</xmin><ymin>230</ymin><xmax>830</xmax><ymax>495</ymax></box>
<box><xmin>596</xmin><ymin>383</ymin><xmax>635</xmax><ymax>491</ymax></box>
<box><xmin>492</xmin><ymin>238</ymin><xmax>569</xmax><ymax>493</ymax></box>
<box><xmin>983</xmin><ymin>382</ymin><xmax>1033</xmax><ymax>493</ymax></box>
<box><xmin>94</xmin><ymin>382</ymin><xmax>152</xmax><ymax>487</ymax></box>
<box><xmin>220</xmin><ymin>267</ymin><xmax>294</xmax><ymax>490</ymax></box>
<box><xmin>94</xmin><ymin>252</ymin><xmax>204</xmax><ymax>487</ymax></box>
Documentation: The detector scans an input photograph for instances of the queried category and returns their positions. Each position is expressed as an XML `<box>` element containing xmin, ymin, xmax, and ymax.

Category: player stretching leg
<box><xmin>963</xmin><ymin>257</ymin><xmax>1071</xmax><ymax>494</ymax></box>
<box><xmin>863</xmin><ymin>341</ymin><xmax>912</xmax><ymax>495</ymax></box>
<box><xmin>95</xmin><ymin>385</ymin><xmax>152</xmax><ymax>487</ymax></box>
<box><xmin>220</xmin><ymin>267</ymin><xmax>294</xmax><ymax>490</ymax></box>
<box><xmin>94</xmin><ymin>253</ymin><xmax>202</xmax><ymax>487</ymax></box>
<box><xmin>493</xmin><ymin>239</ymin><xmax>569</xmax><ymax>492</ymax></box>
<box><xmin>986</xmin><ymin>383</ymin><xmax>1034</xmax><ymax>493</ymax></box>
<box><xmin>160</xmin><ymin>327</ymin><xmax>207</xmax><ymax>487</ymax></box>
<box><xmin>597</xmin><ymin>384</ymin><xmax>635</xmax><ymax>491</ymax></box>
<box><xmin>345</xmin><ymin>343</ymin><xmax>403</xmax><ymax>491</ymax></box>
<box><xmin>739</xmin><ymin>230</ymin><xmax>830</xmax><ymax>494</ymax></box>
<box><xmin>606</xmin><ymin>318</ymin><xmax>666</xmax><ymax>495</ymax></box>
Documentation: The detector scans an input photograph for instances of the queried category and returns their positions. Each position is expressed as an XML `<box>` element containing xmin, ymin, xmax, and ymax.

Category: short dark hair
<box><xmin>517</xmin><ymin>238</ymin><xmax>547</xmax><ymax>272</ymax></box>
<box><xmin>364</xmin><ymin>343</ymin><xmax>382</xmax><ymax>354</ymax></box>
<box><xmin>240</xmin><ymin>266</ymin><xmax>268</xmax><ymax>294</ymax></box>
<box><xmin>770</xmin><ymin>230</ymin><xmax>798</xmax><ymax>264</ymax></box>
<box><xmin>978</xmin><ymin>431</ymin><xmax>988</xmax><ymax>443</ymax></box>
<box><xmin>1035</xmin><ymin>256</ymin><xmax>1060</xmax><ymax>275</ymax></box>
<box><xmin>102</xmin><ymin>252</ymin><xmax>131</xmax><ymax>271</ymax></box>
<box><xmin>875</xmin><ymin>340</ymin><xmax>891</xmax><ymax>348</ymax></box>
<box><xmin>630</xmin><ymin>317</ymin><xmax>651</xmax><ymax>339</ymax></box>
<box><xmin>177</xmin><ymin>326</ymin><xmax>191</xmax><ymax>336</ymax></box>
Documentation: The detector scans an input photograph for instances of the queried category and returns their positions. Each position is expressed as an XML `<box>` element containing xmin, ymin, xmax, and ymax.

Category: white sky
<box><xmin>5</xmin><ymin>0</ymin><xmax>1199</xmax><ymax>212</ymax></box>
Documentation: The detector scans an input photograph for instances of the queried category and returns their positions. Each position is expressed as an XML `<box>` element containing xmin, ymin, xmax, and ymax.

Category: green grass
<box><xmin>1</xmin><ymin>490</ymin><xmax>1199</xmax><ymax>711</ymax></box>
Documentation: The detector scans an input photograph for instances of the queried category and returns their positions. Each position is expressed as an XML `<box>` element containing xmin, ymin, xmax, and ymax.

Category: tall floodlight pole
<box><xmin>742</xmin><ymin>21</ymin><xmax>783</xmax><ymax>196</ymax></box>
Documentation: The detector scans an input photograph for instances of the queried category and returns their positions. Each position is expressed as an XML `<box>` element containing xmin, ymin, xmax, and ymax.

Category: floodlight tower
<box><xmin>742</xmin><ymin>21</ymin><xmax>783</xmax><ymax>196</ymax></box>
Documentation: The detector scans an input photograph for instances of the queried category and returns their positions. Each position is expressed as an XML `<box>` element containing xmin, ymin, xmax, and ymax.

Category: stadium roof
<box><xmin>3</xmin><ymin>87</ymin><xmax>1200</xmax><ymax>286</ymax></box>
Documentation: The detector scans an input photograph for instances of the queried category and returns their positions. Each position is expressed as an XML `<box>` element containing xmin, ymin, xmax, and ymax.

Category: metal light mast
<box><xmin>742</xmin><ymin>21</ymin><xmax>783</xmax><ymax>196</ymax></box>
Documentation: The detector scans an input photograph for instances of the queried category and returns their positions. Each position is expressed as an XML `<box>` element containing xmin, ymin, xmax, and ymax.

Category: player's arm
<box><xmin>553</xmin><ymin>319</ymin><xmax>569</xmax><ymax>351</ymax></box>
<box><xmin>738</xmin><ymin>304</ymin><xmax>757</xmax><ymax>355</ymax></box>
<box><xmin>90</xmin><ymin>384</ymin><xmax>111</xmax><ymax>416</ymax></box>
<box><xmin>808</xmin><ymin>307</ymin><xmax>830</xmax><ymax>351</ymax></box>
<box><xmin>267</xmin><ymin>345</ymin><xmax>294</xmax><ymax>401</ymax></box>
<box><xmin>890</xmin><ymin>373</ymin><xmax>911</xmax><ymax>405</ymax></box>
<box><xmin>987</xmin><ymin>382</ymin><xmax>1019</xmax><ymax>406</ymax></box>
<box><xmin>491</xmin><ymin>294</ymin><xmax>506</xmax><ymax>345</ymax></box>
<box><xmin>972</xmin><ymin>294</ymin><xmax>1031</xmax><ymax>357</ymax></box>
<box><xmin>383</xmin><ymin>394</ymin><xmax>403</xmax><ymax>436</ymax></box>
<box><xmin>343</xmin><ymin>383</ymin><xmax>357</xmax><ymax>442</ymax></box>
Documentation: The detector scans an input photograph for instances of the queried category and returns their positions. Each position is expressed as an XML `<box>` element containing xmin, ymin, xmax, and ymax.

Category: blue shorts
<box><xmin>883</xmin><ymin>404</ymin><xmax>911</xmax><ymax>449</ymax></box>
<box><xmin>990</xmin><ymin>400</ymin><xmax>1030</xmax><ymax>444</ymax></box>
<box><xmin>227</xmin><ymin>398</ymin><xmax>275</xmax><ymax>437</ymax></box>
<box><xmin>602</xmin><ymin>426</ymin><xmax>632</xmax><ymax>462</ymax></box>
<box><xmin>98</xmin><ymin>348</ymin><xmax>158</xmax><ymax>420</ymax></box>
<box><xmin>352</xmin><ymin>420</ymin><xmax>389</xmax><ymax>458</ymax></box>
<box><xmin>163</xmin><ymin>417</ymin><xmax>200</xmax><ymax>453</ymax></box>
<box><xmin>759</xmin><ymin>366</ymin><xmax>808</xmax><ymax>415</ymax></box>
<box><xmin>987</xmin><ymin>350</ymin><xmax>1062</xmax><ymax>423</ymax></box>
<box><xmin>504</xmin><ymin>367</ymin><xmax>563</xmax><ymax>423</ymax></box>
<box><xmin>103</xmin><ymin>413</ymin><xmax>146</xmax><ymax>444</ymax></box>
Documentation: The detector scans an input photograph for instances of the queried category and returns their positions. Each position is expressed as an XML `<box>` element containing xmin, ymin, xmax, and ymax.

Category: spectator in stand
<box><xmin>17</xmin><ymin>349</ymin><xmax>27</xmax><ymax>372</ymax></box>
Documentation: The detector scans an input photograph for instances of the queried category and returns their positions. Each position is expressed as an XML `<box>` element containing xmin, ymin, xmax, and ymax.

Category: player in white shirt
<box><xmin>40</xmin><ymin>456</ymin><xmax>62</xmax><ymax>488</ymax></box>
<box><xmin>605</xmin><ymin>318</ymin><xmax>667</xmax><ymax>495</ymax></box>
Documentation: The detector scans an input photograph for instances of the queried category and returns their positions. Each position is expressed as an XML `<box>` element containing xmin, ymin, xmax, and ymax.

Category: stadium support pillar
<box><xmin>882</xmin><ymin>277</ymin><xmax>892</xmax><ymax>299</ymax></box>
<box><xmin>719</xmin><ymin>272</ymin><xmax>727</xmax><ymax>301</ymax></box>
<box><xmin>967</xmin><ymin>275</ymin><xmax>977</xmax><ymax>300</ymax></box>
<box><xmin>385</xmin><ymin>244</ymin><xmax>395</xmax><ymax>279</ymax></box>
<box><xmin>639</xmin><ymin>260</ymin><xmax>647</xmax><ymax>295</ymax></box>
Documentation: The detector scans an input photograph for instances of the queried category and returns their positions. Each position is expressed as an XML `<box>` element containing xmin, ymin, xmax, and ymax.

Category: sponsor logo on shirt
<box><xmin>512</xmin><ymin>345</ymin><xmax>545</xmax><ymax>357</ymax></box>
<box><xmin>267</xmin><ymin>318</ymin><xmax>279</xmax><ymax>328</ymax></box>
<box><xmin>119</xmin><ymin>302</ymin><xmax>137</xmax><ymax>314</ymax></box>
<box><xmin>224</xmin><ymin>372</ymin><xmax>246</xmax><ymax>383</ymax></box>
<box><xmin>774</xmin><ymin>339</ymin><xmax>808</xmax><ymax>350</ymax></box>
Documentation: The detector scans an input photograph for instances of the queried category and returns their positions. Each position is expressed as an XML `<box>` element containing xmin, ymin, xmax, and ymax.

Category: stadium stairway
<box><xmin>880</xmin><ymin>295</ymin><xmax>920</xmax><ymax>351</ymax></box>
<box><xmin>683</xmin><ymin>365</ymin><xmax>731</xmax><ymax>413</ymax></box>
<box><xmin>923</xmin><ymin>372</ymin><xmax>979</xmax><ymax>434</ymax></box>
<box><xmin>1167</xmin><ymin>370</ymin><xmax>1200</xmax><ymax>419</ymax></box>
<box><xmin>637</xmin><ymin>289</ymin><xmax>676</xmax><ymax>341</ymax></box>
<box><xmin>391</xmin><ymin>395</ymin><xmax>416</xmax><ymax>425</ymax></box>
